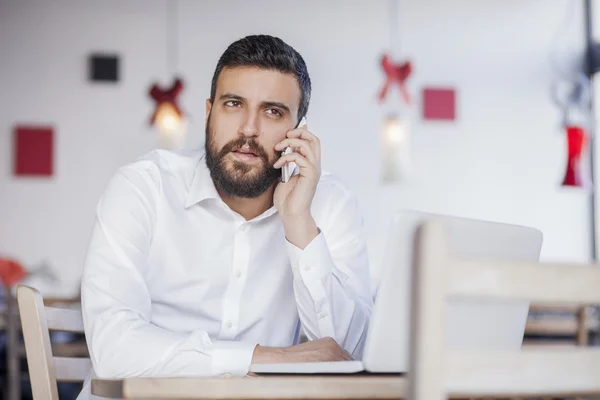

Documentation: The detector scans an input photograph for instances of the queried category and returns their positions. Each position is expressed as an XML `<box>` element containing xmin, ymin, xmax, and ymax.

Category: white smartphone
<box><xmin>281</xmin><ymin>117</ymin><xmax>306</xmax><ymax>183</ymax></box>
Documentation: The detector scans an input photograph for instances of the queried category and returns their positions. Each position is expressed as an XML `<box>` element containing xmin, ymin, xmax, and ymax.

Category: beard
<box><xmin>205</xmin><ymin>116</ymin><xmax>280</xmax><ymax>199</ymax></box>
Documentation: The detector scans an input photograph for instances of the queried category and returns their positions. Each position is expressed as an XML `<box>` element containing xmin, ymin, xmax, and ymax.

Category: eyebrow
<box><xmin>219</xmin><ymin>92</ymin><xmax>291</xmax><ymax>115</ymax></box>
<box><xmin>219</xmin><ymin>92</ymin><xmax>244</xmax><ymax>102</ymax></box>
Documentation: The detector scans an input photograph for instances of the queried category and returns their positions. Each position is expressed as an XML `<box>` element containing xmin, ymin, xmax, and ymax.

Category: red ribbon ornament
<box><xmin>378</xmin><ymin>54</ymin><xmax>412</xmax><ymax>105</ymax></box>
<box><xmin>148</xmin><ymin>78</ymin><xmax>184</xmax><ymax>125</ymax></box>
<box><xmin>562</xmin><ymin>125</ymin><xmax>588</xmax><ymax>187</ymax></box>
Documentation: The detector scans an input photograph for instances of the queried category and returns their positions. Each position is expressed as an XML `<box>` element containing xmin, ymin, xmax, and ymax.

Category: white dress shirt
<box><xmin>77</xmin><ymin>148</ymin><xmax>372</xmax><ymax>400</ymax></box>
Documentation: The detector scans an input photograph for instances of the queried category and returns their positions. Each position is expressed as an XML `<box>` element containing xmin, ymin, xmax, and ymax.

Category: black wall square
<box><xmin>89</xmin><ymin>54</ymin><xmax>120</xmax><ymax>82</ymax></box>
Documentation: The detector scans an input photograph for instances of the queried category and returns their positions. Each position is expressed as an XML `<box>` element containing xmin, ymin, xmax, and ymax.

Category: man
<box><xmin>78</xmin><ymin>34</ymin><xmax>372</xmax><ymax>399</ymax></box>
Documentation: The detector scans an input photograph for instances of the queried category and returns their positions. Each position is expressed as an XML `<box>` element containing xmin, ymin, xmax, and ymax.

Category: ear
<box><xmin>205</xmin><ymin>99</ymin><xmax>212</xmax><ymax>121</ymax></box>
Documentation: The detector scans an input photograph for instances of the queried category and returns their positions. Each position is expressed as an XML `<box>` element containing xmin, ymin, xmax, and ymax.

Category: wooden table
<box><xmin>92</xmin><ymin>375</ymin><xmax>600</xmax><ymax>399</ymax></box>
<box><xmin>92</xmin><ymin>375</ymin><xmax>407</xmax><ymax>399</ymax></box>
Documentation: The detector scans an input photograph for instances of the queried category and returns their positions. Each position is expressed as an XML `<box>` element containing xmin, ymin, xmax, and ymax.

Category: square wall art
<box><xmin>423</xmin><ymin>87</ymin><xmax>456</xmax><ymax>121</ymax></box>
<box><xmin>13</xmin><ymin>125</ymin><xmax>54</xmax><ymax>177</ymax></box>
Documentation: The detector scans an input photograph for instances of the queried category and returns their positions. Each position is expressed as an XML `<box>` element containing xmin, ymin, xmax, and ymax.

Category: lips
<box><xmin>233</xmin><ymin>149</ymin><xmax>258</xmax><ymax>158</ymax></box>
<box><xmin>224</xmin><ymin>140</ymin><xmax>266</xmax><ymax>162</ymax></box>
<box><xmin>233</xmin><ymin>149</ymin><xmax>257</xmax><ymax>156</ymax></box>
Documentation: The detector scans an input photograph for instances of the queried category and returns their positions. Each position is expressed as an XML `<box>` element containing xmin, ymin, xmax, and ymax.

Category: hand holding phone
<box><xmin>281</xmin><ymin>117</ymin><xmax>307</xmax><ymax>183</ymax></box>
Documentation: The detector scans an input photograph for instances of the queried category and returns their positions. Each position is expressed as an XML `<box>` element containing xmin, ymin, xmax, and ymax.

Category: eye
<box><xmin>266</xmin><ymin>108</ymin><xmax>283</xmax><ymax>117</ymax></box>
<box><xmin>225</xmin><ymin>100</ymin><xmax>241</xmax><ymax>107</ymax></box>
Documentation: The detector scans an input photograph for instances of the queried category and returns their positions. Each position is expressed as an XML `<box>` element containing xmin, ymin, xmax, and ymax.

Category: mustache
<box><xmin>218</xmin><ymin>137</ymin><xmax>269</xmax><ymax>162</ymax></box>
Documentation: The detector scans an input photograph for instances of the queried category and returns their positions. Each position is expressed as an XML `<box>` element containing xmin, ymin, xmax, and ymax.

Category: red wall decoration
<box><xmin>561</xmin><ymin>125</ymin><xmax>588</xmax><ymax>187</ymax></box>
<box><xmin>13</xmin><ymin>125</ymin><xmax>54</xmax><ymax>177</ymax></box>
<box><xmin>378</xmin><ymin>54</ymin><xmax>412</xmax><ymax>105</ymax></box>
<box><xmin>423</xmin><ymin>88</ymin><xmax>456</xmax><ymax>121</ymax></box>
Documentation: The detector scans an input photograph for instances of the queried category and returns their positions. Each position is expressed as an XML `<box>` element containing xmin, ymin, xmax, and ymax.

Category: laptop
<box><xmin>250</xmin><ymin>210</ymin><xmax>544</xmax><ymax>374</ymax></box>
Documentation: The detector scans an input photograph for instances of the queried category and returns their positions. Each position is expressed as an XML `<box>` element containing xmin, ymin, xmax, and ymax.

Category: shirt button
<box><xmin>304</xmin><ymin>265</ymin><xmax>311</xmax><ymax>271</ymax></box>
<box><xmin>318</xmin><ymin>312</ymin><xmax>328</xmax><ymax>320</ymax></box>
<box><xmin>226</xmin><ymin>321</ymin><xmax>233</xmax><ymax>329</ymax></box>
<box><xmin>223</xmin><ymin>373</ymin><xmax>232</xmax><ymax>378</ymax></box>
<box><xmin>235</xmin><ymin>270</ymin><xmax>242</xmax><ymax>278</ymax></box>
<box><xmin>239</xmin><ymin>224</ymin><xmax>249</xmax><ymax>232</ymax></box>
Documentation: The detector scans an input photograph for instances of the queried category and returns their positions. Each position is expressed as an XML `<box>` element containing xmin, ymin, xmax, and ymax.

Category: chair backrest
<box><xmin>408</xmin><ymin>220</ymin><xmax>600</xmax><ymax>400</ymax></box>
<box><xmin>17</xmin><ymin>285</ymin><xmax>91</xmax><ymax>400</ymax></box>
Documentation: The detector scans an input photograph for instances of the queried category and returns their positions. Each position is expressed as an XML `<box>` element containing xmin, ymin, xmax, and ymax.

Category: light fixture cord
<box><xmin>167</xmin><ymin>0</ymin><xmax>179</xmax><ymax>75</ymax></box>
<box><xmin>389</xmin><ymin>0</ymin><xmax>400</xmax><ymax>59</ymax></box>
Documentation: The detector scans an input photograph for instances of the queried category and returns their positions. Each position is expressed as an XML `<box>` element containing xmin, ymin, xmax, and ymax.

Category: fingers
<box><xmin>282</xmin><ymin>125</ymin><xmax>321</xmax><ymax>159</ymax></box>
<box><xmin>272</xmin><ymin>125</ymin><xmax>321</xmax><ymax>185</ymax></box>
<box><xmin>288</xmin><ymin>129</ymin><xmax>320</xmax><ymax>161</ymax></box>
<box><xmin>341</xmin><ymin>349</ymin><xmax>353</xmax><ymax>361</ymax></box>
<box><xmin>323</xmin><ymin>337</ymin><xmax>353</xmax><ymax>361</ymax></box>
<box><xmin>288</xmin><ymin>125</ymin><xmax>320</xmax><ymax>148</ymax></box>
<box><xmin>273</xmin><ymin>152</ymin><xmax>320</xmax><ymax>182</ymax></box>
<box><xmin>274</xmin><ymin>138</ymin><xmax>316</xmax><ymax>164</ymax></box>
<box><xmin>273</xmin><ymin>151</ymin><xmax>313</xmax><ymax>174</ymax></box>
<box><xmin>333</xmin><ymin>347</ymin><xmax>352</xmax><ymax>361</ymax></box>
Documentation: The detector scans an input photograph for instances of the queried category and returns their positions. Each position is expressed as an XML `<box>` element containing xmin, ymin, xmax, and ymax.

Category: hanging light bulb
<box><xmin>146</xmin><ymin>0</ymin><xmax>188</xmax><ymax>150</ymax></box>
<box><xmin>381</xmin><ymin>115</ymin><xmax>411</xmax><ymax>182</ymax></box>
<box><xmin>378</xmin><ymin>0</ymin><xmax>413</xmax><ymax>183</ymax></box>
<box><xmin>155</xmin><ymin>102</ymin><xmax>188</xmax><ymax>150</ymax></box>
<box><xmin>155</xmin><ymin>102</ymin><xmax>181</xmax><ymax>133</ymax></box>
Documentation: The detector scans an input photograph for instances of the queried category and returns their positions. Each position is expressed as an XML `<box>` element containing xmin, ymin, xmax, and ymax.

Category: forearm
<box><xmin>292</xmin><ymin>264</ymin><xmax>372</xmax><ymax>357</ymax></box>
<box><xmin>285</xmin><ymin>230</ymin><xmax>373</xmax><ymax>358</ymax></box>
<box><xmin>85</xmin><ymin>303</ymin><xmax>257</xmax><ymax>378</ymax></box>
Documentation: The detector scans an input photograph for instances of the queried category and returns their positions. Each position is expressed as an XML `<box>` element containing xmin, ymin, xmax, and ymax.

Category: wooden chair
<box><xmin>408</xmin><ymin>220</ymin><xmax>600</xmax><ymax>400</ymax></box>
<box><xmin>17</xmin><ymin>285</ymin><xmax>91</xmax><ymax>400</ymax></box>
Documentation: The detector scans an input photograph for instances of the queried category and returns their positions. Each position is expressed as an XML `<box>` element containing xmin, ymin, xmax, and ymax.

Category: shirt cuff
<box><xmin>286</xmin><ymin>232</ymin><xmax>334</xmax><ymax>283</ymax></box>
<box><xmin>211</xmin><ymin>341</ymin><xmax>258</xmax><ymax>377</ymax></box>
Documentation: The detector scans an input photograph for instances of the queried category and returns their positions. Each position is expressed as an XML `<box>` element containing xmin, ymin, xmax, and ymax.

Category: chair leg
<box><xmin>577</xmin><ymin>307</ymin><xmax>588</xmax><ymax>346</ymax></box>
<box><xmin>7</xmin><ymin>289</ymin><xmax>21</xmax><ymax>400</ymax></box>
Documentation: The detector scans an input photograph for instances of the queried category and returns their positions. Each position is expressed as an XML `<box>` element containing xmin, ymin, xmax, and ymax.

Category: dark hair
<box><xmin>210</xmin><ymin>34</ymin><xmax>311</xmax><ymax>123</ymax></box>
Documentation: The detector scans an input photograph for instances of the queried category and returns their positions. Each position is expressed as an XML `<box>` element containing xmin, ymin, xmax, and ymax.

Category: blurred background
<box><xmin>1</xmin><ymin>0</ymin><xmax>600</xmax><ymax>398</ymax></box>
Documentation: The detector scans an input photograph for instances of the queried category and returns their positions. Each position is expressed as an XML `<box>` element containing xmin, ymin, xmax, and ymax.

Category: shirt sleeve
<box><xmin>286</xmin><ymin>191</ymin><xmax>373</xmax><ymax>359</ymax></box>
<box><xmin>81</xmin><ymin>164</ymin><xmax>256</xmax><ymax>379</ymax></box>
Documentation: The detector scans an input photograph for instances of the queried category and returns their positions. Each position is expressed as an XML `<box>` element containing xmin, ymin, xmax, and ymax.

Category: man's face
<box><xmin>205</xmin><ymin>66</ymin><xmax>301</xmax><ymax>198</ymax></box>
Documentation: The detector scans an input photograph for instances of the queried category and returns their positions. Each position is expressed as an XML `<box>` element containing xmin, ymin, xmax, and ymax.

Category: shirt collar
<box><xmin>184</xmin><ymin>152</ymin><xmax>280</xmax><ymax>221</ymax></box>
<box><xmin>185</xmin><ymin>153</ymin><xmax>220</xmax><ymax>208</ymax></box>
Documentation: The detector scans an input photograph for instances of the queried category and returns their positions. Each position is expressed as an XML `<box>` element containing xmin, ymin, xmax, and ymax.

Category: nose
<box><xmin>239</xmin><ymin>114</ymin><xmax>259</xmax><ymax>138</ymax></box>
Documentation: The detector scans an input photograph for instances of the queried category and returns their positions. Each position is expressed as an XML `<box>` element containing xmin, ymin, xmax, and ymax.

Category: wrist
<box><xmin>282</xmin><ymin>214</ymin><xmax>320</xmax><ymax>249</ymax></box>
<box><xmin>251</xmin><ymin>345</ymin><xmax>286</xmax><ymax>364</ymax></box>
<box><xmin>280</xmin><ymin>211</ymin><xmax>312</xmax><ymax>224</ymax></box>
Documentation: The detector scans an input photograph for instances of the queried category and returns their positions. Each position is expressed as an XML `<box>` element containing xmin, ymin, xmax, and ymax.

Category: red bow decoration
<box><xmin>148</xmin><ymin>78</ymin><xmax>184</xmax><ymax>125</ymax></box>
<box><xmin>0</xmin><ymin>258</ymin><xmax>28</xmax><ymax>287</ymax></box>
<box><xmin>378</xmin><ymin>54</ymin><xmax>412</xmax><ymax>105</ymax></box>
<box><xmin>562</xmin><ymin>125</ymin><xmax>588</xmax><ymax>187</ymax></box>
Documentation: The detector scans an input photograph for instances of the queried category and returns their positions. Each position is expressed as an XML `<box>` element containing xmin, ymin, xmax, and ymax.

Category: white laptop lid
<box><xmin>362</xmin><ymin>210</ymin><xmax>543</xmax><ymax>373</ymax></box>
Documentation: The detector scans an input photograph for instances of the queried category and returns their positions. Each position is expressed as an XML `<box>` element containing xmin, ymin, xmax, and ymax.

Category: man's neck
<box><xmin>218</xmin><ymin>186</ymin><xmax>276</xmax><ymax>221</ymax></box>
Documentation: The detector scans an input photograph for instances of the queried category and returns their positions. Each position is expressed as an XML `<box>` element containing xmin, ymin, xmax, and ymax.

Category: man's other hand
<box><xmin>251</xmin><ymin>337</ymin><xmax>353</xmax><ymax>364</ymax></box>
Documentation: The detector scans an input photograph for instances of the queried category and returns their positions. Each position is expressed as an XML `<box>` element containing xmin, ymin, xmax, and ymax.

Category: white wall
<box><xmin>0</xmin><ymin>0</ymin><xmax>591</xmax><ymax>296</ymax></box>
